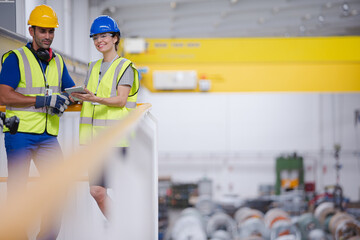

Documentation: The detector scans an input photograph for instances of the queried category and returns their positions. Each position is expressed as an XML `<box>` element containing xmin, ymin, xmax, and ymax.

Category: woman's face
<box><xmin>92</xmin><ymin>32</ymin><xmax>117</xmax><ymax>53</ymax></box>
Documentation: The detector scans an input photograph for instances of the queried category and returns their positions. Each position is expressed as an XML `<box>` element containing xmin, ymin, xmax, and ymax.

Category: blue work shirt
<box><xmin>0</xmin><ymin>42</ymin><xmax>75</xmax><ymax>91</ymax></box>
<box><xmin>0</xmin><ymin>42</ymin><xmax>75</xmax><ymax>139</ymax></box>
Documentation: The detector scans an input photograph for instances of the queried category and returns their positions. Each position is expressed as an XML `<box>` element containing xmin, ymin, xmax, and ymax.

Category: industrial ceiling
<box><xmin>90</xmin><ymin>0</ymin><xmax>360</xmax><ymax>38</ymax></box>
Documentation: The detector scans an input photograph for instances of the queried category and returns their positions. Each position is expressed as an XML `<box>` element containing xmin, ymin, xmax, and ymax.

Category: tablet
<box><xmin>65</xmin><ymin>86</ymin><xmax>86</xmax><ymax>101</ymax></box>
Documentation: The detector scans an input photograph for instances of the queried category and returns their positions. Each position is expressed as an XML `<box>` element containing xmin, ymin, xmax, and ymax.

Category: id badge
<box><xmin>45</xmin><ymin>88</ymin><xmax>53</xmax><ymax>96</ymax></box>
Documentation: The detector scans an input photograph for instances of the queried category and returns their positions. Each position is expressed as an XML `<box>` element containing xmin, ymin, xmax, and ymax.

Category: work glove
<box><xmin>47</xmin><ymin>107</ymin><xmax>64</xmax><ymax>117</ymax></box>
<box><xmin>62</xmin><ymin>92</ymin><xmax>76</xmax><ymax>105</ymax></box>
<box><xmin>35</xmin><ymin>93</ymin><xmax>70</xmax><ymax>112</ymax></box>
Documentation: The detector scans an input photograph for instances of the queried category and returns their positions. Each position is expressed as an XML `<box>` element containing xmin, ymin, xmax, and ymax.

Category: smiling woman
<box><xmin>72</xmin><ymin>15</ymin><xmax>140</xmax><ymax>219</ymax></box>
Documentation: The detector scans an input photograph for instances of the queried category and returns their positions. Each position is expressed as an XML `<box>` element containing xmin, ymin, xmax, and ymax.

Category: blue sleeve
<box><xmin>61</xmin><ymin>61</ymin><xmax>75</xmax><ymax>91</ymax></box>
<box><xmin>0</xmin><ymin>53</ymin><xmax>20</xmax><ymax>89</ymax></box>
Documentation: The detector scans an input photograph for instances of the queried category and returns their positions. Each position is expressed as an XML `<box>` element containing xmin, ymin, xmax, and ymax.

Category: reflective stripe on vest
<box><xmin>79</xmin><ymin>57</ymin><xmax>139</xmax><ymax>145</ymax></box>
<box><xmin>1</xmin><ymin>46</ymin><xmax>63</xmax><ymax>135</ymax></box>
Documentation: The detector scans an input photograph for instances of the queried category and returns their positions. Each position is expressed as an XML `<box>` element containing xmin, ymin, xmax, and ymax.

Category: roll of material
<box><xmin>211</xmin><ymin>230</ymin><xmax>232</xmax><ymax>240</ymax></box>
<box><xmin>242</xmin><ymin>236</ymin><xmax>266</xmax><ymax>240</ymax></box>
<box><xmin>206</xmin><ymin>212</ymin><xmax>238</xmax><ymax>239</ymax></box>
<box><xmin>296</xmin><ymin>213</ymin><xmax>321</xmax><ymax>239</ymax></box>
<box><xmin>171</xmin><ymin>208</ymin><xmax>207</xmax><ymax>240</ymax></box>
<box><xmin>334</xmin><ymin>218</ymin><xmax>360</xmax><ymax>240</ymax></box>
<box><xmin>271</xmin><ymin>220</ymin><xmax>301</xmax><ymax>240</ymax></box>
<box><xmin>314</xmin><ymin>202</ymin><xmax>336</xmax><ymax>226</ymax></box>
<box><xmin>347</xmin><ymin>236</ymin><xmax>360</xmax><ymax>240</ymax></box>
<box><xmin>264</xmin><ymin>208</ymin><xmax>291</xmax><ymax>229</ymax></box>
<box><xmin>308</xmin><ymin>229</ymin><xmax>327</xmax><ymax>240</ymax></box>
<box><xmin>195</xmin><ymin>195</ymin><xmax>217</xmax><ymax>216</ymax></box>
<box><xmin>239</xmin><ymin>217</ymin><xmax>268</xmax><ymax>239</ymax></box>
<box><xmin>329</xmin><ymin>212</ymin><xmax>355</xmax><ymax>236</ymax></box>
<box><xmin>235</xmin><ymin>207</ymin><xmax>264</xmax><ymax>225</ymax></box>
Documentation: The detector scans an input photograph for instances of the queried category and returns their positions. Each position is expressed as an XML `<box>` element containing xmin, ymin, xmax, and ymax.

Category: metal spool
<box><xmin>181</xmin><ymin>207</ymin><xmax>204</xmax><ymax>219</ymax></box>
<box><xmin>274</xmin><ymin>235</ymin><xmax>298</xmax><ymax>240</ymax></box>
<box><xmin>212</xmin><ymin>230</ymin><xmax>232</xmax><ymax>240</ymax></box>
<box><xmin>206</xmin><ymin>212</ymin><xmax>238</xmax><ymax>239</ymax></box>
<box><xmin>296</xmin><ymin>213</ymin><xmax>321</xmax><ymax>239</ymax></box>
<box><xmin>329</xmin><ymin>212</ymin><xmax>355</xmax><ymax>236</ymax></box>
<box><xmin>239</xmin><ymin>217</ymin><xmax>268</xmax><ymax>239</ymax></box>
<box><xmin>235</xmin><ymin>207</ymin><xmax>251</xmax><ymax>223</ymax></box>
<box><xmin>347</xmin><ymin>236</ymin><xmax>360</xmax><ymax>240</ymax></box>
<box><xmin>173</xmin><ymin>227</ymin><xmax>207</xmax><ymax>240</ymax></box>
<box><xmin>171</xmin><ymin>208</ymin><xmax>207</xmax><ymax>240</ymax></box>
<box><xmin>308</xmin><ymin>229</ymin><xmax>327</xmax><ymax>240</ymax></box>
<box><xmin>335</xmin><ymin>219</ymin><xmax>360</xmax><ymax>240</ymax></box>
<box><xmin>195</xmin><ymin>195</ymin><xmax>217</xmax><ymax>216</ymax></box>
<box><xmin>271</xmin><ymin>220</ymin><xmax>301</xmax><ymax>240</ymax></box>
<box><xmin>235</xmin><ymin>207</ymin><xmax>264</xmax><ymax>225</ymax></box>
<box><xmin>314</xmin><ymin>202</ymin><xmax>336</xmax><ymax>226</ymax></box>
<box><xmin>264</xmin><ymin>208</ymin><xmax>290</xmax><ymax>229</ymax></box>
<box><xmin>323</xmin><ymin>215</ymin><xmax>334</xmax><ymax>233</ymax></box>
<box><xmin>243</xmin><ymin>236</ymin><xmax>266</xmax><ymax>240</ymax></box>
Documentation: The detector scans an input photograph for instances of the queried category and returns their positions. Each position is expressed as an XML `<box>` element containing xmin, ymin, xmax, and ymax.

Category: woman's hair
<box><xmin>113</xmin><ymin>32</ymin><xmax>121</xmax><ymax>51</ymax></box>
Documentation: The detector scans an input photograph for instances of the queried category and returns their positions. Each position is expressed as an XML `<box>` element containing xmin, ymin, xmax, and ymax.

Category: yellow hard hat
<box><xmin>27</xmin><ymin>5</ymin><xmax>59</xmax><ymax>28</ymax></box>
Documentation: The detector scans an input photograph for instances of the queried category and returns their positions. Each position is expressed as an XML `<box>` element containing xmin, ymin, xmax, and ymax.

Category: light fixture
<box><xmin>257</xmin><ymin>17</ymin><xmax>265</xmax><ymax>24</ymax></box>
<box><xmin>302</xmin><ymin>13</ymin><xmax>312</xmax><ymax>20</ymax></box>
<box><xmin>108</xmin><ymin>6</ymin><xmax>116</xmax><ymax>14</ymax></box>
<box><xmin>272</xmin><ymin>6</ymin><xmax>280</xmax><ymax>14</ymax></box>
<box><xmin>318</xmin><ymin>15</ymin><xmax>324</xmax><ymax>22</ymax></box>
<box><xmin>325</xmin><ymin>2</ymin><xmax>332</xmax><ymax>8</ymax></box>
<box><xmin>102</xmin><ymin>6</ymin><xmax>116</xmax><ymax>15</ymax></box>
<box><xmin>299</xmin><ymin>25</ymin><xmax>306</xmax><ymax>33</ymax></box>
<box><xmin>170</xmin><ymin>1</ymin><xmax>177</xmax><ymax>9</ymax></box>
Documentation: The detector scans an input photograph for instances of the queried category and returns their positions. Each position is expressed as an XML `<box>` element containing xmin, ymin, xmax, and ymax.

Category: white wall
<box><xmin>12</xmin><ymin>0</ymin><xmax>360</xmax><ymax>202</ymax></box>
<box><xmin>141</xmin><ymin>89</ymin><xmax>360</xmax><ymax>201</ymax></box>
<box><xmin>18</xmin><ymin>0</ymin><xmax>92</xmax><ymax>63</ymax></box>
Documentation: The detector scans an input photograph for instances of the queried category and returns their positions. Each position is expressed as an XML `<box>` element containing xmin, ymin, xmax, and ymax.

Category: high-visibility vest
<box><xmin>79</xmin><ymin>57</ymin><xmax>139</xmax><ymax>146</ymax></box>
<box><xmin>1</xmin><ymin>46</ymin><xmax>63</xmax><ymax>136</ymax></box>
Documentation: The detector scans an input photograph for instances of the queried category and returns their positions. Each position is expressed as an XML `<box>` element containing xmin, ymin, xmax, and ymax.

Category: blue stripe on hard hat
<box><xmin>90</xmin><ymin>15</ymin><xmax>120</xmax><ymax>37</ymax></box>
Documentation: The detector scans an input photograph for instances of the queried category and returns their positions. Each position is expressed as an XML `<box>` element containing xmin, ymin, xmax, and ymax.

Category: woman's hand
<box><xmin>71</xmin><ymin>88</ymin><xmax>98</xmax><ymax>103</ymax></box>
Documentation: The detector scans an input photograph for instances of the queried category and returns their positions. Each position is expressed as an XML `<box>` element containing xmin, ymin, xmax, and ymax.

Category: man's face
<box><xmin>29</xmin><ymin>26</ymin><xmax>55</xmax><ymax>50</ymax></box>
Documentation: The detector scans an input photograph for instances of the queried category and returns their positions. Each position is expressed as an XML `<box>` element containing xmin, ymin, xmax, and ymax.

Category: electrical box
<box><xmin>153</xmin><ymin>70</ymin><xmax>197</xmax><ymax>90</ymax></box>
<box><xmin>123</xmin><ymin>38</ymin><xmax>146</xmax><ymax>54</ymax></box>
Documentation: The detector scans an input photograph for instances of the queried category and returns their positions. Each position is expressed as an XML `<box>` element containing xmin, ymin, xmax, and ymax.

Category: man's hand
<box><xmin>35</xmin><ymin>94</ymin><xmax>70</xmax><ymax>111</ymax></box>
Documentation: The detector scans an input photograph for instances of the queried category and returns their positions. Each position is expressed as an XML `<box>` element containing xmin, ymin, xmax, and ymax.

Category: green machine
<box><xmin>275</xmin><ymin>153</ymin><xmax>304</xmax><ymax>195</ymax></box>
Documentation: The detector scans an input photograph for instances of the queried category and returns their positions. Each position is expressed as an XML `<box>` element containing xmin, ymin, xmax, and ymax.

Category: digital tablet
<box><xmin>65</xmin><ymin>86</ymin><xmax>86</xmax><ymax>101</ymax></box>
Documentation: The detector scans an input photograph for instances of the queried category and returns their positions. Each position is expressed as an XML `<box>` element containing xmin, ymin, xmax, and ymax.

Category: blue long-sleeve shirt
<box><xmin>0</xmin><ymin>42</ymin><xmax>75</xmax><ymax>91</ymax></box>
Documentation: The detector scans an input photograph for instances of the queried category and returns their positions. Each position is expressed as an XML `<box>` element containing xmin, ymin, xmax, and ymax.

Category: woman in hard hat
<box><xmin>72</xmin><ymin>15</ymin><xmax>139</xmax><ymax>218</ymax></box>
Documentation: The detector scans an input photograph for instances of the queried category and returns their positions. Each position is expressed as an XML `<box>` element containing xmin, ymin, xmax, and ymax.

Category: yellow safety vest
<box><xmin>1</xmin><ymin>46</ymin><xmax>64</xmax><ymax>136</ymax></box>
<box><xmin>79</xmin><ymin>57</ymin><xmax>139</xmax><ymax>146</ymax></box>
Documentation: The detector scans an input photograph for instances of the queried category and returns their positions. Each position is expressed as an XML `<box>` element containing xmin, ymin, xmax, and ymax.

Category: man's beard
<box><xmin>34</xmin><ymin>35</ymin><xmax>52</xmax><ymax>49</ymax></box>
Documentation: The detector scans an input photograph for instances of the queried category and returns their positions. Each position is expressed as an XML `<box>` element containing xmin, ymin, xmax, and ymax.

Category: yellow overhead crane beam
<box><xmin>123</xmin><ymin>37</ymin><xmax>360</xmax><ymax>93</ymax></box>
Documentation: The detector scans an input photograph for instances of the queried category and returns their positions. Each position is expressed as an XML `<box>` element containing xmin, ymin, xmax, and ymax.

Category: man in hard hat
<box><xmin>0</xmin><ymin>4</ymin><xmax>75</xmax><ymax>239</ymax></box>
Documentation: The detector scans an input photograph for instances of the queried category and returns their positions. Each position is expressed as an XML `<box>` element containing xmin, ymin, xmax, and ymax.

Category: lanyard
<box><xmin>37</xmin><ymin>58</ymin><xmax>51</xmax><ymax>96</ymax></box>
